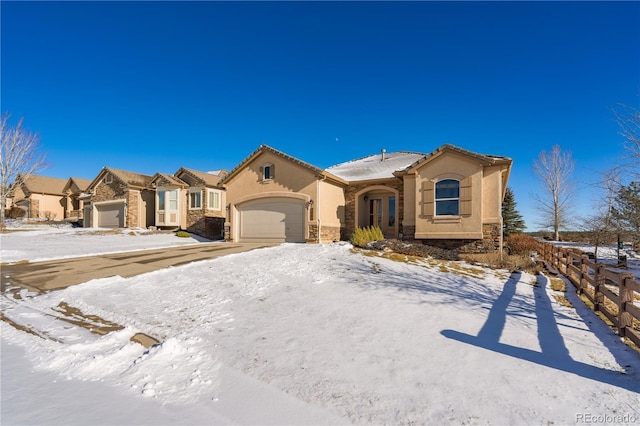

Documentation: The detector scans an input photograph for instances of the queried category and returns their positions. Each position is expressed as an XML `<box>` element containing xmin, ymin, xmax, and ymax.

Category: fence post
<box><xmin>560</xmin><ymin>247</ymin><xmax>568</xmax><ymax>275</ymax></box>
<box><xmin>594</xmin><ymin>264</ymin><xmax>606</xmax><ymax>312</ymax></box>
<box><xmin>619</xmin><ymin>274</ymin><xmax>635</xmax><ymax>338</ymax></box>
<box><xmin>578</xmin><ymin>255</ymin><xmax>589</xmax><ymax>295</ymax></box>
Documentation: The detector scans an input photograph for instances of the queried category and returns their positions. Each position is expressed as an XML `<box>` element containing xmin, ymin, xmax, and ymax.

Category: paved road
<box><xmin>1</xmin><ymin>243</ymin><xmax>274</xmax><ymax>293</ymax></box>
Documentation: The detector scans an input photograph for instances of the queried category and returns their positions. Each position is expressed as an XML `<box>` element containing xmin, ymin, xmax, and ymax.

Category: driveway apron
<box><xmin>1</xmin><ymin>243</ymin><xmax>274</xmax><ymax>293</ymax></box>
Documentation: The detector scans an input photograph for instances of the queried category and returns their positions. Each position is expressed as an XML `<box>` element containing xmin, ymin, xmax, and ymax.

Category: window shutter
<box><xmin>259</xmin><ymin>166</ymin><xmax>264</xmax><ymax>180</ymax></box>
<box><xmin>270</xmin><ymin>164</ymin><xmax>275</xmax><ymax>179</ymax></box>
<box><xmin>460</xmin><ymin>177</ymin><xmax>472</xmax><ymax>216</ymax></box>
<box><xmin>422</xmin><ymin>180</ymin><xmax>434</xmax><ymax>217</ymax></box>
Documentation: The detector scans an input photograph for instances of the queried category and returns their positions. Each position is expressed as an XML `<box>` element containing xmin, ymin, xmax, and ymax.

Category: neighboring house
<box><xmin>62</xmin><ymin>177</ymin><xmax>92</xmax><ymax>222</ymax></box>
<box><xmin>222</xmin><ymin>143</ymin><xmax>512</xmax><ymax>252</ymax></box>
<box><xmin>150</xmin><ymin>168</ymin><xmax>227</xmax><ymax>240</ymax></box>
<box><xmin>8</xmin><ymin>174</ymin><xmax>67</xmax><ymax>219</ymax></box>
<box><xmin>220</xmin><ymin>145</ymin><xmax>348</xmax><ymax>243</ymax></box>
<box><xmin>84</xmin><ymin>167</ymin><xmax>155</xmax><ymax>229</ymax></box>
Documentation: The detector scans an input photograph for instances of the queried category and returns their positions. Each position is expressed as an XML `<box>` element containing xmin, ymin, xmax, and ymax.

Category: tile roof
<box><xmin>178</xmin><ymin>168</ymin><xmax>227</xmax><ymax>187</ymax></box>
<box><xmin>15</xmin><ymin>174</ymin><xmax>68</xmax><ymax>196</ymax></box>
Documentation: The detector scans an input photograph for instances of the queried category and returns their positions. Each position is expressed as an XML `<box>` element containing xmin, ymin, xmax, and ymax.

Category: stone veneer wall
<box><xmin>127</xmin><ymin>191</ymin><xmax>139</xmax><ymax>228</ymax></box>
<box><xmin>408</xmin><ymin>222</ymin><xmax>503</xmax><ymax>253</ymax></box>
<box><xmin>308</xmin><ymin>224</ymin><xmax>342</xmax><ymax>243</ymax></box>
<box><xmin>29</xmin><ymin>199</ymin><xmax>40</xmax><ymax>218</ymax></box>
<box><xmin>186</xmin><ymin>212</ymin><xmax>225</xmax><ymax>240</ymax></box>
<box><xmin>93</xmin><ymin>180</ymin><xmax>132</xmax><ymax>227</ymax></box>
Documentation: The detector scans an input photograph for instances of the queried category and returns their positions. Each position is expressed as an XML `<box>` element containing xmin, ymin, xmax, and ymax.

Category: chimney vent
<box><xmin>381</xmin><ymin>149</ymin><xmax>386</xmax><ymax>161</ymax></box>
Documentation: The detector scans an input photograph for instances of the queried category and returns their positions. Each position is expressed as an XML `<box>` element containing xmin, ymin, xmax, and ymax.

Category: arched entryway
<box><xmin>355</xmin><ymin>186</ymin><xmax>399</xmax><ymax>239</ymax></box>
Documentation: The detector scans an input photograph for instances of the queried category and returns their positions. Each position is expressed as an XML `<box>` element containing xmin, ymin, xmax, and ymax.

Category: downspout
<box><xmin>316</xmin><ymin>177</ymin><xmax>322</xmax><ymax>243</ymax></box>
<box><xmin>499</xmin><ymin>166</ymin><xmax>506</xmax><ymax>260</ymax></box>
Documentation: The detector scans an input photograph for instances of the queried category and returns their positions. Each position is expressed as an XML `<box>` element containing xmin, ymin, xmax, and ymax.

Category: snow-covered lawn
<box><xmin>0</xmin><ymin>223</ymin><xmax>212</xmax><ymax>263</ymax></box>
<box><xmin>2</xmin><ymin>227</ymin><xmax>640</xmax><ymax>425</ymax></box>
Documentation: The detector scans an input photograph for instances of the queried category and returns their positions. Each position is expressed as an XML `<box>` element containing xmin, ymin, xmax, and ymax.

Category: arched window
<box><xmin>260</xmin><ymin>163</ymin><xmax>274</xmax><ymax>181</ymax></box>
<box><xmin>435</xmin><ymin>179</ymin><xmax>460</xmax><ymax>216</ymax></box>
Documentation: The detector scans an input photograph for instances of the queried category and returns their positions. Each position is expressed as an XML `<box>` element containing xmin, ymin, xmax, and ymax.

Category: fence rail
<box><xmin>537</xmin><ymin>241</ymin><xmax>640</xmax><ymax>348</ymax></box>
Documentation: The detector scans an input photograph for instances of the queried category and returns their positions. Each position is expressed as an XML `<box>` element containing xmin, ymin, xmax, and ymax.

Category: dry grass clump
<box><xmin>462</xmin><ymin>251</ymin><xmax>541</xmax><ymax>274</ymax></box>
<box><xmin>549</xmin><ymin>277</ymin><xmax>566</xmax><ymax>292</ymax></box>
<box><xmin>505</xmin><ymin>234</ymin><xmax>539</xmax><ymax>255</ymax></box>
<box><xmin>350</xmin><ymin>226</ymin><xmax>384</xmax><ymax>248</ymax></box>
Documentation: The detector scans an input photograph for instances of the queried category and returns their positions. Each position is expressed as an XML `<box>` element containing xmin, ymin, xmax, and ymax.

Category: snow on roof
<box><xmin>326</xmin><ymin>151</ymin><xmax>426</xmax><ymax>181</ymax></box>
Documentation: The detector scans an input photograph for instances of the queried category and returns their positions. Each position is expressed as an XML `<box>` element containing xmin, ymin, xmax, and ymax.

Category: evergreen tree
<box><xmin>502</xmin><ymin>187</ymin><xmax>526</xmax><ymax>237</ymax></box>
<box><xmin>613</xmin><ymin>181</ymin><xmax>640</xmax><ymax>250</ymax></box>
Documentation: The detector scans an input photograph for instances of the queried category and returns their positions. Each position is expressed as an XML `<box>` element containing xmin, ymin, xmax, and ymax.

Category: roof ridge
<box><xmin>326</xmin><ymin>150</ymin><xmax>427</xmax><ymax>170</ymax></box>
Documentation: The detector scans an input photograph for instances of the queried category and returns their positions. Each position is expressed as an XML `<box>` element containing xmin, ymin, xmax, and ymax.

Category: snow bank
<box><xmin>3</xmin><ymin>243</ymin><xmax>639</xmax><ymax>425</ymax></box>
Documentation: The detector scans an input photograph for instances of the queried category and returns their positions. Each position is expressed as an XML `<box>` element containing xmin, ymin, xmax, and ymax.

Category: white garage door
<box><xmin>238</xmin><ymin>198</ymin><xmax>305</xmax><ymax>243</ymax></box>
<box><xmin>96</xmin><ymin>202</ymin><xmax>125</xmax><ymax>228</ymax></box>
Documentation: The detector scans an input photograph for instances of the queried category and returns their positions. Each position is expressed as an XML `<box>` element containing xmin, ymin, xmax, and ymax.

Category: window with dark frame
<box><xmin>435</xmin><ymin>179</ymin><xmax>460</xmax><ymax>216</ymax></box>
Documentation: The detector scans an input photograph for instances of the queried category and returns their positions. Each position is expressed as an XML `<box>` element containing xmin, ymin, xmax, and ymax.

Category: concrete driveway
<box><xmin>1</xmin><ymin>243</ymin><xmax>274</xmax><ymax>294</ymax></box>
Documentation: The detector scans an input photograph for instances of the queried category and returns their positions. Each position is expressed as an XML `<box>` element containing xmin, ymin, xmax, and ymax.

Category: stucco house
<box><xmin>62</xmin><ymin>177</ymin><xmax>92</xmax><ymax>222</ymax></box>
<box><xmin>222</xmin><ymin>144</ymin><xmax>512</xmax><ymax>252</ymax></box>
<box><xmin>327</xmin><ymin>144</ymin><xmax>512</xmax><ymax>252</ymax></box>
<box><xmin>220</xmin><ymin>145</ymin><xmax>348</xmax><ymax>243</ymax></box>
<box><xmin>7</xmin><ymin>174</ymin><xmax>67</xmax><ymax>219</ymax></box>
<box><xmin>84</xmin><ymin>167</ymin><xmax>155</xmax><ymax>229</ymax></box>
<box><xmin>150</xmin><ymin>168</ymin><xmax>227</xmax><ymax>239</ymax></box>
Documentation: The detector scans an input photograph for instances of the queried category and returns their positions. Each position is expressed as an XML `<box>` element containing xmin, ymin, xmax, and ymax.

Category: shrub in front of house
<box><xmin>175</xmin><ymin>230</ymin><xmax>191</xmax><ymax>238</ymax></box>
<box><xmin>350</xmin><ymin>226</ymin><xmax>384</xmax><ymax>248</ymax></box>
<box><xmin>505</xmin><ymin>234</ymin><xmax>538</xmax><ymax>255</ymax></box>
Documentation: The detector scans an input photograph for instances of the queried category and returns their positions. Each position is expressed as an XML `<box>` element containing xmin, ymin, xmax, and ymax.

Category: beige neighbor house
<box><xmin>150</xmin><ymin>168</ymin><xmax>227</xmax><ymax>240</ymax></box>
<box><xmin>62</xmin><ymin>177</ymin><xmax>92</xmax><ymax>223</ymax></box>
<box><xmin>84</xmin><ymin>167</ymin><xmax>155</xmax><ymax>229</ymax></box>
<box><xmin>7</xmin><ymin>174</ymin><xmax>68</xmax><ymax>220</ymax></box>
<box><xmin>222</xmin><ymin>144</ymin><xmax>512</xmax><ymax>252</ymax></box>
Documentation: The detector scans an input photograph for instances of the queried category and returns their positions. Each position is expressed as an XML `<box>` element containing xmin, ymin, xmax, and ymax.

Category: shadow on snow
<box><xmin>441</xmin><ymin>272</ymin><xmax>640</xmax><ymax>393</ymax></box>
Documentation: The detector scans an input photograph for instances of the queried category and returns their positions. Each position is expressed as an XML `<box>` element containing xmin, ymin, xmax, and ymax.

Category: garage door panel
<box><xmin>238</xmin><ymin>198</ymin><xmax>305</xmax><ymax>243</ymax></box>
<box><xmin>97</xmin><ymin>203</ymin><xmax>125</xmax><ymax>228</ymax></box>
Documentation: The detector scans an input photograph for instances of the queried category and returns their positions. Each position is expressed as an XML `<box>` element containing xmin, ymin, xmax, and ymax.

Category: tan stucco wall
<box><xmin>224</xmin><ymin>151</ymin><xmax>347</xmax><ymax>242</ymax></box>
<box><xmin>402</xmin><ymin>175</ymin><xmax>417</xmax><ymax>228</ymax></box>
<box><xmin>413</xmin><ymin>151</ymin><xmax>484</xmax><ymax>239</ymax></box>
<box><xmin>317</xmin><ymin>179</ymin><xmax>345</xmax><ymax>242</ymax></box>
<box><xmin>481</xmin><ymin>164</ymin><xmax>505</xmax><ymax>224</ymax></box>
<box><xmin>225</xmin><ymin>152</ymin><xmax>318</xmax><ymax>201</ymax></box>
<box><xmin>31</xmin><ymin>193</ymin><xmax>65</xmax><ymax>219</ymax></box>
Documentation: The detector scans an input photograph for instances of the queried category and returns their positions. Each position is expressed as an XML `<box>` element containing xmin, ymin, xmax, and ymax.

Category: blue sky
<box><xmin>2</xmin><ymin>1</ymin><xmax>639</xmax><ymax>231</ymax></box>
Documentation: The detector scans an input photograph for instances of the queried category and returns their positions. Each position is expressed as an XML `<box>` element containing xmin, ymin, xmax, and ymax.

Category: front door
<box><xmin>157</xmin><ymin>189</ymin><xmax>180</xmax><ymax>227</ymax></box>
<box><xmin>369</xmin><ymin>198</ymin><xmax>382</xmax><ymax>228</ymax></box>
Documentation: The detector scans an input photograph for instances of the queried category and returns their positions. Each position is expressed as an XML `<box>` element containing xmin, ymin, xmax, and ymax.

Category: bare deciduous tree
<box><xmin>613</xmin><ymin>103</ymin><xmax>640</xmax><ymax>175</ymax></box>
<box><xmin>1</xmin><ymin>114</ymin><xmax>47</xmax><ymax>225</ymax></box>
<box><xmin>533</xmin><ymin>145</ymin><xmax>576</xmax><ymax>241</ymax></box>
<box><xmin>579</xmin><ymin>167</ymin><xmax>622</xmax><ymax>261</ymax></box>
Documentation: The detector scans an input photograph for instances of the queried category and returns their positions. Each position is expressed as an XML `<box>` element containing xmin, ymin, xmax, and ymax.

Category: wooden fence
<box><xmin>537</xmin><ymin>241</ymin><xmax>640</xmax><ymax>348</ymax></box>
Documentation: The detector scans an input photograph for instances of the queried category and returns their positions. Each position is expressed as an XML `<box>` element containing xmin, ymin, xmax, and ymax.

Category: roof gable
<box><xmin>15</xmin><ymin>174</ymin><xmax>67</xmax><ymax>196</ymax></box>
<box><xmin>63</xmin><ymin>177</ymin><xmax>92</xmax><ymax>194</ymax></box>
<box><xmin>220</xmin><ymin>145</ymin><xmax>344</xmax><ymax>185</ymax></box>
<box><xmin>404</xmin><ymin>144</ymin><xmax>512</xmax><ymax>173</ymax></box>
<box><xmin>149</xmin><ymin>172</ymin><xmax>188</xmax><ymax>188</ymax></box>
<box><xmin>175</xmin><ymin>167</ymin><xmax>226</xmax><ymax>188</ymax></box>
<box><xmin>87</xmin><ymin>167</ymin><xmax>154</xmax><ymax>191</ymax></box>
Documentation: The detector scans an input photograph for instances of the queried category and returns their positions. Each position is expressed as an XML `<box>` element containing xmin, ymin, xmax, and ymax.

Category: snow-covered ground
<box><xmin>0</xmin><ymin>222</ymin><xmax>211</xmax><ymax>263</ymax></box>
<box><xmin>2</xmin><ymin>226</ymin><xmax>640</xmax><ymax>425</ymax></box>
